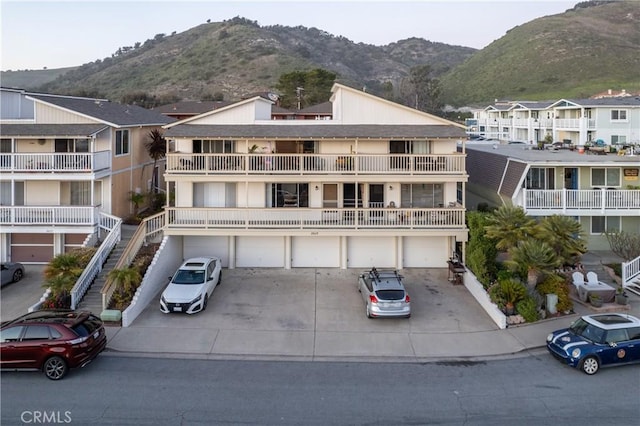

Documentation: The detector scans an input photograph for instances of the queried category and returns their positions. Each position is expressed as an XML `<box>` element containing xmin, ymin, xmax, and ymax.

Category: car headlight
<box><xmin>161</xmin><ymin>295</ymin><xmax>167</xmax><ymax>304</ymax></box>
<box><xmin>190</xmin><ymin>294</ymin><xmax>202</xmax><ymax>304</ymax></box>
<box><xmin>546</xmin><ymin>333</ymin><xmax>553</xmax><ymax>342</ymax></box>
<box><xmin>571</xmin><ymin>348</ymin><xmax>581</xmax><ymax>358</ymax></box>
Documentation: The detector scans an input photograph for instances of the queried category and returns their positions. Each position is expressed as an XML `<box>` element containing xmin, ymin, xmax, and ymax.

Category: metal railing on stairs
<box><xmin>100</xmin><ymin>212</ymin><xmax>165</xmax><ymax>312</ymax></box>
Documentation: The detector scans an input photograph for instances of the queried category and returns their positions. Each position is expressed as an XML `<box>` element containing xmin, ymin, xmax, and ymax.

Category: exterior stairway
<box><xmin>77</xmin><ymin>224</ymin><xmax>137</xmax><ymax>315</ymax></box>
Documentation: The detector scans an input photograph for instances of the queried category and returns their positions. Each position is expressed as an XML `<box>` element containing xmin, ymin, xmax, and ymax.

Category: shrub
<box><xmin>516</xmin><ymin>297</ymin><xmax>539</xmax><ymax>322</ymax></box>
<box><xmin>537</xmin><ymin>273</ymin><xmax>573</xmax><ymax>313</ymax></box>
<box><xmin>489</xmin><ymin>277</ymin><xmax>527</xmax><ymax>312</ymax></box>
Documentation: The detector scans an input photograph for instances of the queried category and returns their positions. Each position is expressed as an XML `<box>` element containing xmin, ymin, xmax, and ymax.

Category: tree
<box><xmin>145</xmin><ymin>129</ymin><xmax>166</xmax><ymax>193</ymax></box>
<box><xmin>505</xmin><ymin>239</ymin><xmax>560</xmax><ymax>289</ymax></box>
<box><xmin>399</xmin><ymin>64</ymin><xmax>444</xmax><ymax>114</ymax></box>
<box><xmin>605</xmin><ymin>230</ymin><xmax>640</xmax><ymax>261</ymax></box>
<box><xmin>537</xmin><ymin>215</ymin><xmax>587</xmax><ymax>266</ymax></box>
<box><xmin>275</xmin><ymin>68</ymin><xmax>337</xmax><ymax>109</ymax></box>
<box><xmin>129</xmin><ymin>191</ymin><xmax>146</xmax><ymax>217</ymax></box>
<box><xmin>484</xmin><ymin>205</ymin><xmax>536</xmax><ymax>251</ymax></box>
<box><xmin>108</xmin><ymin>267</ymin><xmax>142</xmax><ymax>310</ymax></box>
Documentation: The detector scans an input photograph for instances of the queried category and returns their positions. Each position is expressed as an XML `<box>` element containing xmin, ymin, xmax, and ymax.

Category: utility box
<box><xmin>546</xmin><ymin>294</ymin><xmax>558</xmax><ymax>315</ymax></box>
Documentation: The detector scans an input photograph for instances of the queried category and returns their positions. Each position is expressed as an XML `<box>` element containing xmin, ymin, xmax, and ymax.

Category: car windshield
<box><xmin>570</xmin><ymin>318</ymin><xmax>606</xmax><ymax>344</ymax></box>
<box><xmin>375</xmin><ymin>290</ymin><xmax>405</xmax><ymax>301</ymax></box>
<box><xmin>172</xmin><ymin>270</ymin><xmax>205</xmax><ymax>285</ymax></box>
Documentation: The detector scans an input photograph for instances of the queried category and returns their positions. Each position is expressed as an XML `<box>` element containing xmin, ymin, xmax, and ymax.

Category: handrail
<box><xmin>70</xmin><ymin>213</ymin><xmax>122</xmax><ymax>310</ymax></box>
<box><xmin>622</xmin><ymin>255</ymin><xmax>640</xmax><ymax>288</ymax></box>
<box><xmin>101</xmin><ymin>212</ymin><xmax>165</xmax><ymax>311</ymax></box>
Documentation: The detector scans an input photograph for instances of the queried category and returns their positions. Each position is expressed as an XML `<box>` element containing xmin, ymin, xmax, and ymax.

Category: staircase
<box><xmin>78</xmin><ymin>225</ymin><xmax>137</xmax><ymax>315</ymax></box>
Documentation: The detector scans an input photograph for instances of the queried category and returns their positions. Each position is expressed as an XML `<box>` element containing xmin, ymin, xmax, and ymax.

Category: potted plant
<box><xmin>615</xmin><ymin>286</ymin><xmax>629</xmax><ymax>305</ymax></box>
<box><xmin>589</xmin><ymin>293</ymin><xmax>603</xmax><ymax>308</ymax></box>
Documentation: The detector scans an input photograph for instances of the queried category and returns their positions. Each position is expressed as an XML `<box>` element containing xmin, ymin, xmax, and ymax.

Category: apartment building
<box><xmin>0</xmin><ymin>88</ymin><xmax>173</xmax><ymax>263</ymax></box>
<box><xmin>162</xmin><ymin>83</ymin><xmax>468</xmax><ymax>269</ymax></box>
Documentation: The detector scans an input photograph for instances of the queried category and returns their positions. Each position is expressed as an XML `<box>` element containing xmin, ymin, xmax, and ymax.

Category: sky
<box><xmin>1</xmin><ymin>0</ymin><xmax>578</xmax><ymax>71</ymax></box>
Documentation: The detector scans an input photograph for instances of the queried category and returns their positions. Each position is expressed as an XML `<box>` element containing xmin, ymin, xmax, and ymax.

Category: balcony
<box><xmin>165</xmin><ymin>207</ymin><xmax>466</xmax><ymax>231</ymax></box>
<box><xmin>0</xmin><ymin>206</ymin><xmax>98</xmax><ymax>226</ymax></box>
<box><xmin>522</xmin><ymin>188</ymin><xmax>640</xmax><ymax>216</ymax></box>
<box><xmin>0</xmin><ymin>151</ymin><xmax>111</xmax><ymax>174</ymax></box>
<box><xmin>166</xmin><ymin>153</ymin><xmax>465</xmax><ymax>176</ymax></box>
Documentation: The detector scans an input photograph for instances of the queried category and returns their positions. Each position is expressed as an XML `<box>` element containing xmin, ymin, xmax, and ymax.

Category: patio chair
<box><xmin>586</xmin><ymin>271</ymin><xmax>600</xmax><ymax>285</ymax></box>
<box><xmin>572</xmin><ymin>271</ymin><xmax>585</xmax><ymax>288</ymax></box>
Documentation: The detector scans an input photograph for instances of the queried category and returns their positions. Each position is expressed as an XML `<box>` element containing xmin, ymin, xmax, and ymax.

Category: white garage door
<box><xmin>236</xmin><ymin>236</ymin><xmax>285</xmax><ymax>267</ymax></box>
<box><xmin>292</xmin><ymin>236</ymin><xmax>340</xmax><ymax>267</ymax></box>
<box><xmin>347</xmin><ymin>236</ymin><xmax>395</xmax><ymax>268</ymax></box>
<box><xmin>403</xmin><ymin>236</ymin><xmax>447</xmax><ymax>268</ymax></box>
<box><xmin>184</xmin><ymin>236</ymin><xmax>230</xmax><ymax>267</ymax></box>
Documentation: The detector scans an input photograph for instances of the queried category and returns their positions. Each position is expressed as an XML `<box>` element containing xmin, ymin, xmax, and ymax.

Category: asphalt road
<box><xmin>1</xmin><ymin>354</ymin><xmax>639</xmax><ymax>426</ymax></box>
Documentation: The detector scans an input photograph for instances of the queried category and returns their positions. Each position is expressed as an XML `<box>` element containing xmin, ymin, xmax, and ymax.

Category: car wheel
<box><xmin>43</xmin><ymin>356</ymin><xmax>68</xmax><ymax>380</ymax></box>
<box><xmin>217</xmin><ymin>271</ymin><xmax>222</xmax><ymax>286</ymax></box>
<box><xmin>12</xmin><ymin>269</ymin><xmax>23</xmax><ymax>282</ymax></box>
<box><xmin>366</xmin><ymin>306</ymin><xmax>372</xmax><ymax>319</ymax></box>
<box><xmin>202</xmin><ymin>294</ymin><xmax>209</xmax><ymax>311</ymax></box>
<box><xmin>581</xmin><ymin>356</ymin><xmax>600</xmax><ymax>375</ymax></box>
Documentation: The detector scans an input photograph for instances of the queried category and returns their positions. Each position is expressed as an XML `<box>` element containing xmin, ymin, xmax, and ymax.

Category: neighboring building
<box><xmin>0</xmin><ymin>87</ymin><xmax>174</xmax><ymax>263</ymax></box>
<box><xmin>470</xmin><ymin>97</ymin><xmax>640</xmax><ymax>147</ymax></box>
<box><xmin>162</xmin><ymin>83</ymin><xmax>468</xmax><ymax>269</ymax></box>
<box><xmin>465</xmin><ymin>143</ymin><xmax>640</xmax><ymax>250</ymax></box>
<box><xmin>153</xmin><ymin>100</ymin><xmax>232</xmax><ymax>121</ymax></box>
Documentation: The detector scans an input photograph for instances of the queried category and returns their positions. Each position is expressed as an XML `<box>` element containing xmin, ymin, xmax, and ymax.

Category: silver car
<box><xmin>1</xmin><ymin>262</ymin><xmax>25</xmax><ymax>287</ymax></box>
<box><xmin>358</xmin><ymin>268</ymin><xmax>411</xmax><ymax>318</ymax></box>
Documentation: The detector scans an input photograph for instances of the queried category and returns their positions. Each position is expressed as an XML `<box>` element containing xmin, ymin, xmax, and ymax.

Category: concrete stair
<box><xmin>77</xmin><ymin>225</ymin><xmax>137</xmax><ymax>315</ymax></box>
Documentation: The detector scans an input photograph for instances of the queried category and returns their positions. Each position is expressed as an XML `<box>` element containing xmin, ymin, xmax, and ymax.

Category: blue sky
<box><xmin>1</xmin><ymin>0</ymin><xmax>577</xmax><ymax>71</ymax></box>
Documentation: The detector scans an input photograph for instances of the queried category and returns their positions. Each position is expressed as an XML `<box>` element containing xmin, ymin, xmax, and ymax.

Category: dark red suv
<box><xmin>0</xmin><ymin>310</ymin><xmax>107</xmax><ymax>380</ymax></box>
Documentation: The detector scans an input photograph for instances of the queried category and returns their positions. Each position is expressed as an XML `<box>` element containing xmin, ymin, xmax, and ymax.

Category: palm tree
<box><xmin>145</xmin><ymin>129</ymin><xmax>166</xmax><ymax>193</ymax></box>
<box><xmin>129</xmin><ymin>191</ymin><xmax>146</xmax><ymax>217</ymax></box>
<box><xmin>505</xmin><ymin>239</ymin><xmax>560</xmax><ymax>289</ymax></box>
<box><xmin>484</xmin><ymin>205</ymin><xmax>536</xmax><ymax>251</ymax></box>
<box><xmin>537</xmin><ymin>215</ymin><xmax>587</xmax><ymax>266</ymax></box>
<box><xmin>107</xmin><ymin>267</ymin><xmax>142</xmax><ymax>310</ymax></box>
<box><xmin>44</xmin><ymin>253</ymin><xmax>84</xmax><ymax>282</ymax></box>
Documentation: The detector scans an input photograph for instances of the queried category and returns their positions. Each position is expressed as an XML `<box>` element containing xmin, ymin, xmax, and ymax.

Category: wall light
<box><xmin>315</xmin><ymin>185</ymin><xmax>319</xmax><ymax>191</ymax></box>
<box><xmin>389</xmin><ymin>185</ymin><xmax>393</xmax><ymax>190</ymax></box>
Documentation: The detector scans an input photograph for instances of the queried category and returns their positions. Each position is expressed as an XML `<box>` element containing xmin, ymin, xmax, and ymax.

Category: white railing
<box><xmin>101</xmin><ymin>212</ymin><xmax>165</xmax><ymax>311</ymax></box>
<box><xmin>70</xmin><ymin>213</ymin><xmax>122</xmax><ymax>310</ymax></box>
<box><xmin>166</xmin><ymin>207</ymin><xmax>466</xmax><ymax>230</ymax></box>
<box><xmin>0</xmin><ymin>206</ymin><xmax>98</xmax><ymax>226</ymax></box>
<box><xmin>166</xmin><ymin>153</ymin><xmax>465</xmax><ymax>175</ymax></box>
<box><xmin>0</xmin><ymin>151</ymin><xmax>110</xmax><ymax>172</ymax></box>
<box><xmin>523</xmin><ymin>188</ymin><xmax>640</xmax><ymax>212</ymax></box>
<box><xmin>622</xmin><ymin>256</ymin><xmax>640</xmax><ymax>289</ymax></box>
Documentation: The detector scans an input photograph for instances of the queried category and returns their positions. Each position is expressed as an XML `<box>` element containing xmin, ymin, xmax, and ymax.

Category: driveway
<box><xmin>1</xmin><ymin>265</ymin><xmax>47</xmax><ymax>322</ymax></box>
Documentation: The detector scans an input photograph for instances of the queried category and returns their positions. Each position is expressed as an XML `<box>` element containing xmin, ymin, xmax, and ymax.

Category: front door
<box><xmin>564</xmin><ymin>168</ymin><xmax>578</xmax><ymax>189</ymax></box>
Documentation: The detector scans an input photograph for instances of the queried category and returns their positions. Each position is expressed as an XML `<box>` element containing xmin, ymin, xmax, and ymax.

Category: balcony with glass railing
<box><xmin>0</xmin><ymin>151</ymin><xmax>111</xmax><ymax>174</ymax></box>
<box><xmin>522</xmin><ymin>188</ymin><xmax>640</xmax><ymax>215</ymax></box>
<box><xmin>0</xmin><ymin>206</ymin><xmax>99</xmax><ymax>226</ymax></box>
<box><xmin>166</xmin><ymin>153</ymin><xmax>465</xmax><ymax>176</ymax></box>
<box><xmin>165</xmin><ymin>207</ymin><xmax>466</xmax><ymax>231</ymax></box>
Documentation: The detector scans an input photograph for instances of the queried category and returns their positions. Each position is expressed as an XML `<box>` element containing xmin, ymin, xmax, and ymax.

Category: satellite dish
<box><xmin>267</xmin><ymin>93</ymin><xmax>279</xmax><ymax>102</ymax></box>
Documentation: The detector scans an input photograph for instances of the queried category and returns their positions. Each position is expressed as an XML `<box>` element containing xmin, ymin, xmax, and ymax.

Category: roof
<box><xmin>164</xmin><ymin>124</ymin><xmax>466</xmax><ymax>139</ymax></box>
<box><xmin>297</xmin><ymin>101</ymin><xmax>332</xmax><ymax>115</ymax></box>
<box><xmin>28</xmin><ymin>94</ymin><xmax>175</xmax><ymax>127</ymax></box>
<box><xmin>153</xmin><ymin>101</ymin><xmax>233</xmax><ymax>115</ymax></box>
<box><xmin>0</xmin><ymin>123</ymin><xmax>108</xmax><ymax>137</ymax></box>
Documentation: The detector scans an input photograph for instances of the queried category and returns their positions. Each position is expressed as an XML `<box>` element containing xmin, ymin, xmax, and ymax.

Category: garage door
<box><xmin>347</xmin><ymin>236</ymin><xmax>395</xmax><ymax>268</ymax></box>
<box><xmin>184</xmin><ymin>236</ymin><xmax>230</xmax><ymax>267</ymax></box>
<box><xmin>403</xmin><ymin>236</ymin><xmax>447</xmax><ymax>268</ymax></box>
<box><xmin>11</xmin><ymin>233</ymin><xmax>54</xmax><ymax>263</ymax></box>
<box><xmin>292</xmin><ymin>236</ymin><xmax>340</xmax><ymax>267</ymax></box>
<box><xmin>236</xmin><ymin>236</ymin><xmax>285</xmax><ymax>267</ymax></box>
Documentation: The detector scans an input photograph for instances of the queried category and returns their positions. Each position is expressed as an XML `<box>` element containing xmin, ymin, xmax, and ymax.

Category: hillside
<box><xmin>27</xmin><ymin>17</ymin><xmax>474</xmax><ymax>102</ymax></box>
<box><xmin>440</xmin><ymin>1</ymin><xmax>640</xmax><ymax>106</ymax></box>
<box><xmin>0</xmin><ymin>67</ymin><xmax>77</xmax><ymax>89</ymax></box>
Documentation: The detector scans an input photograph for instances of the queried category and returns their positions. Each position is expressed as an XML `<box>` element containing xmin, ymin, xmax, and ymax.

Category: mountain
<box><xmin>12</xmin><ymin>17</ymin><xmax>473</xmax><ymax>103</ymax></box>
<box><xmin>439</xmin><ymin>1</ymin><xmax>640</xmax><ymax>106</ymax></box>
<box><xmin>2</xmin><ymin>2</ymin><xmax>638</xmax><ymax>107</ymax></box>
<box><xmin>0</xmin><ymin>67</ymin><xmax>77</xmax><ymax>89</ymax></box>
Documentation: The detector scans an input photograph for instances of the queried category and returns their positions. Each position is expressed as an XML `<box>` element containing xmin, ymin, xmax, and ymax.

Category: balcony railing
<box><xmin>0</xmin><ymin>206</ymin><xmax>98</xmax><ymax>226</ymax></box>
<box><xmin>166</xmin><ymin>153</ymin><xmax>465</xmax><ymax>175</ymax></box>
<box><xmin>166</xmin><ymin>207</ymin><xmax>466</xmax><ymax>230</ymax></box>
<box><xmin>523</xmin><ymin>188</ymin><xmax>640</xmax><ymax>213</ymax></box>
<box><xmin>0</xmin><ymin>151</ymin><xmax>111</xmax><ymax>173</ymax></box>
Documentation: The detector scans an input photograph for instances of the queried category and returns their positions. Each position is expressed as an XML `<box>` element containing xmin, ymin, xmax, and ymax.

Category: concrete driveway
<box><xmin>1</xmin><ymin>264</ymin><xmax>47</xmax><ymax>322</ymax></box>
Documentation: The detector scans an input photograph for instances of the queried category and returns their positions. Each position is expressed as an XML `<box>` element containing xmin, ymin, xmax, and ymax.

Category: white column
<box><xmin>228</xmin><ymin>236</ymin><xmax>236</xmax><ymax>269</ymax></box>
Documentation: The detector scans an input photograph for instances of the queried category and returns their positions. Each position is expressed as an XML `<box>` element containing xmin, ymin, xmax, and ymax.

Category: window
<box><xmin>611</xmin><ymin>135</ymin><xmax>627</xmax><ymax>145</ymax></box>
<box><xmin>526</xmin><ymin>168</ymin><xmax>555</xmax><ymax>190</ymax></box>
<box><xmin>610</xmin><ymin>110</ymin><xmax>627</xmax><ymax>121</ymax></box>
<box><xmin>591</xmin><ymin>216</ymin><xmax>620</xmax><ymax>234</ymax></box>
<box><xmin>591</xmin><ymin>168</ymin><xmax>620</xmax><ymax>187</ymax></box>
<box><xmin>70</xmin><ymin>182</ymin><xmax>91</xmax><ymax>206</ymax></box>
<box><xmin>55</xmin><ymin>138</ymin><xmax>89</xmax><ymax>153</ymax></box>
<box><xmin>193</xmin><ymin>139</ymin><xmax>235</xmax><ymax>153</ymax></box>
<box><xmin>269</xmin><ymin>183</ymin><xmax>308</xmax><ymax>207</ymax></box>
<box><xmin>0</xmin><ymin>326</ymin><xmax>24</xmax><ymax>343</ymax></box>
<box><xmin>115</xmin><ymin>130</ymin><xmax>130</xmax><ymax>155</ymax></box>
<box><xmin>401</xmin><ymin>184</ymin><xmax>444</xmax><ymax>208</ymax></box>
<box><xmin>23</xmin><ymin>325</ymin><xmax>51</xmax><ymax>341</ymax></box>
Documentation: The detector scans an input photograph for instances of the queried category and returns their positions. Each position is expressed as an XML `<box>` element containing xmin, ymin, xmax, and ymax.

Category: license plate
<box><xmin>390</xmin><ymin>302</ymin><xmax>401</xmax><ymax>308</ymax></box>
<box><xmin>173</xmin><ymin>306</ymin><xmax>182</xmax><ymax>312</ymax></box>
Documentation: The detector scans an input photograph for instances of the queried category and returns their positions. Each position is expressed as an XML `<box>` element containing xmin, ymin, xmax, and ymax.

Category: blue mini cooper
<box><xmin>546</xmin><ymin>313</ymin><xmax>640</xmax><ymax>375</ymax></box>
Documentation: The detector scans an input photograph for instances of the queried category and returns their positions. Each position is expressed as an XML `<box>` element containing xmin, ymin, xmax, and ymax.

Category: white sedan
<box><xmin>160</xmin><ymin>257</ymin><xmax>222</xmax><ymax>314</ymax></box>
